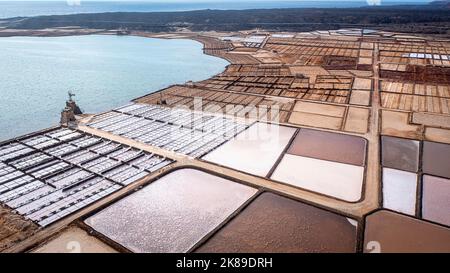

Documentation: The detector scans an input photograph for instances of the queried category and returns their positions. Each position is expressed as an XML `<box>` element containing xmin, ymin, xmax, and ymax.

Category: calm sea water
<box><xmin>0</xmin><ymin>1</ymin><xmax>427</xmax><ymax>19</ymax></box>
<box><xmin>0</xmin><ymin>35</ymin><xmax>229</xmax><ymax>141</ymax></box>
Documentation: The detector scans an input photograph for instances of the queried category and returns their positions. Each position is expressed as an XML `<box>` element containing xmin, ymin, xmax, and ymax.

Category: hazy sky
<box><xmin>0</xmin><ymin>0</ymin><xmax>433</xmax><ymax>2</ymax></box>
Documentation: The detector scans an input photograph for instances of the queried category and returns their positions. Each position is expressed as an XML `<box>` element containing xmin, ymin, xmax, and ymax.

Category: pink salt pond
<box><xmin>84</xmin><ymin>168</ymin><xmax>257</xmax><ymax>253</ymax></box>
<box><xmin>271</xmin><ymin>129</ymin><xmax>367</xmax><ymax>202</ymax></box>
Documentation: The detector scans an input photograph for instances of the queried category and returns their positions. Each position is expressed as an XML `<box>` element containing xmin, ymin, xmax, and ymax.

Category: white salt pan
<box><xmin>203</xmin><ymin>123</ymin><xmax>296</xmax><ymax>177</ymax></box>
<box><xmin>382</xmin><ymin>168</ymin><xmax>417</xmax><ymax>216</ymax></box>
<box><xmin>271</xmin><ymin>154</ymin><xmax>364</xmax><ymax>202</ymax></box>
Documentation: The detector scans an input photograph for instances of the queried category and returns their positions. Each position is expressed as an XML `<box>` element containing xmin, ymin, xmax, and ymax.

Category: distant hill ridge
<box><xmin>429</xmin><ymin>0</ymin><xmax>450</xmax><ymax>7</ymax></box>
<box><xmin>1</xmin><ymin>4</ymin><xmax>449</xmax><ymax>36</ymax></box>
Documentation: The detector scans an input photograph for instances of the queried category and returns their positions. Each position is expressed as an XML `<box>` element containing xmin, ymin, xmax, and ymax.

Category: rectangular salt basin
<box><xmin>195</xmin><ymin>192</ymin><xmax>357</xmax><ymax>253</ymax></box>
<box><xmin>422</xmin><ymin>141</ymin><xmax>450</xmax><ymax>179</ymax></box>
<box><xmin>287</xmin><ymin>128</ymin><xmax>367</xmax><ymax>166</ymax></box>
<box><xmin>32</xmin><ymin>227</ymin><xmax>117</xmax><ymax>253</ymax></box>
<box><xmin>84</xmin><ymin>169</ymin><xmax>257</xmax><ymax>253</ymax></box>
<box><xmin>382</xmin><ymin>168</ymin><xmax>417</xmax><ymax>216</ymax></box>
<box><xmin>364</xmin><ymin>210</ymin><xmax>450</xmax><ymax>253</ymax></box>
<box><xmin>381</xmin><ymin>136</ymin><xmax>419</xmax><ymax>172</ymax></box>
<box><xmin>202</xmin><ymin>122</ymin><xmax>296</xmax><ymax>177</ymax></box>
<box><xmin>422</xmin><ymin>175</ymin><xmax>450</xmax><ymax>227</ymax></box>
<box><xmin>271</xmin><ymin>154</ymin><xmax>364</xmax><ymax>202</ymax></box>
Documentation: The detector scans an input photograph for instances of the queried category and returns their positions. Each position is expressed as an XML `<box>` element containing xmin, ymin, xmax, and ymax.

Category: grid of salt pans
<box><xmin>86</xmin><ymin>103</ymin><xmax>251</xmax><ymax>158</ymax></box>
<box><xmin>0</xmin><ymin>127</ymin><xmax>172</xmax><ymax>227</ymax></box>
<box><xmin>220</xmin><ymin>36</ymin><xmax>265</xmax><ymax>48</ymax></box>
<box><xmin>402</xmin><ymin>53</ymin><xmax>450</xmax><ymax>60</ymax></box>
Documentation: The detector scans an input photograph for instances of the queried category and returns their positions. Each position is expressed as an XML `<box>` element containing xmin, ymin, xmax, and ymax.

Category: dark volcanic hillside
<box><xmin>429</xmin><ymin>0</ymin><xmax>450</xmax><ymax>8</ymax></box>
<box><xmin>3</xmin><ymin>5</ymin><xmax>450</xmax><ymax>35</ymax></box>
